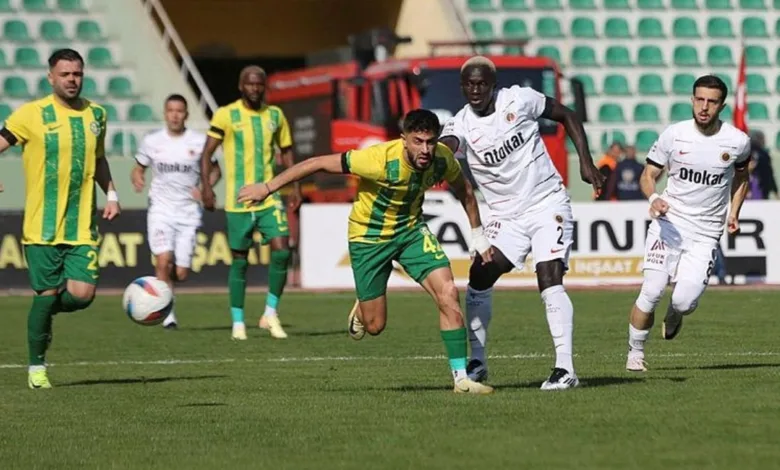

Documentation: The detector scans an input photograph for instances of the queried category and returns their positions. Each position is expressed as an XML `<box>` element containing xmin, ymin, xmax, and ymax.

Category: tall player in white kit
<box><xmin>131</xmin><ymin>94</ymin><xmax>218</xmax><ymax>328</ymax></box>
<box><xmin>625</xmin><ymin>75</ymin><xmax>750</xmax><ymax>371</ymax></box>
<box><xmin>440</xmin><ymin>57</ymin><xmax>604</xmax><ymax>390</ymax></box>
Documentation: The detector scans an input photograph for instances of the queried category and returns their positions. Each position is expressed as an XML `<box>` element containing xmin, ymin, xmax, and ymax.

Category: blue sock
<box><xmin>263</xmin><ymin>293</ymin><xmax>280</xmax><ymax>317</ymax></box>
<box><xmin>231</xmin><ymin>307</ymin><xmax>244</xmax><ymax>324</ymax></box>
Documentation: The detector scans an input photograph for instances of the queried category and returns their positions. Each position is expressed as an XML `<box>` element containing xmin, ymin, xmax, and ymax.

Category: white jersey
<box><xmin>135</xmin><ymin>128</ymin><xmax>208</xmax><ymax>221</ymax></box>
<box><xmin>647</xmin><ymin>120</ymin><xmax>751</xmax><ymax>241</ymax></box>
<box><xmin>442</xmin><ymin>86</ymin><xmax>568</xmax><ymax>217</ymax></box>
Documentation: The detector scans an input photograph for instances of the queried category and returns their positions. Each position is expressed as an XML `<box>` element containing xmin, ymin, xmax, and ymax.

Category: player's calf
<box><xmin>627</xmin><ymin>269</ymin><xmax>668</xmax><ymax>369</ymax></box>
<box><xmin>358</xmin><ymin>296</ymin><xmax>387</xmax><ymax>336</ymax></box>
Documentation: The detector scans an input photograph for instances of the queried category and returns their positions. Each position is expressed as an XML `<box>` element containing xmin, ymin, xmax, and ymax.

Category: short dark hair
<box><xmin>693</xmin><ymin>74</ymin><xmax>728</xmax><ymax>102</ymax></box>
<box><xmin>401</xmin><ymin>109</ymin><xmax>441</xmax><ymax>135</ymax></box>
<box><xmin>165</xmin><ymin>94</ymin><xmax>188</xmax><ymax>107</ymax></box>
<box><xmin>48</xmin><ymin>48</ymin><xmax>84</xmax><ymax>68</ymax></box>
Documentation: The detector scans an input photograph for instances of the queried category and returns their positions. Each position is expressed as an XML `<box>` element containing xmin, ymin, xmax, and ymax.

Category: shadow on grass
<box><xmin>60</xmin><ymin>375</ymin><xmax>227</xmax><ymax>387</ymax></box>
<box><xmin>656</xmin><ymin>362</ymin><xmax>780</xmax><ymax>372</ymax></box>
<box><xmin>498</xmin><ymin>375</ymin><xmax>649</xmax><ymax>390</ymax></box>
<box><xmin>178</xmin><ymin>402</ymin><xmax>228</xmax><ymax>408</ymax></box>
<box><xmin>288</xmin><ymin>329</ymin><xmax>345</xmax><ymax>338</ymax></box>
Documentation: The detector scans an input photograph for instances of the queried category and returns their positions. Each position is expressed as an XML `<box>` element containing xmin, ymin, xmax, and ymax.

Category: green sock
<box><xmin>57</xmin><ymin>290</ymin><xmax>94</xmax><ymax>313</ymax></box>
<box><xmin>28</xmin><ymin>295</ymin><xmax>57</xmax><ymax>366</ymax></box>
<box><xmin>266</xmin><ymin>249</ymin><xmax>291</xmax><ymax>315</ymax></box>
<box><xmin>229</xmin><ymin>257</ymin><xmax>248</xmax><ymax>323</ymax></box>
<box><xmin>440</xmin><ymin>327</ymin><xmax>468</xmax><ymax>381</ymax></box>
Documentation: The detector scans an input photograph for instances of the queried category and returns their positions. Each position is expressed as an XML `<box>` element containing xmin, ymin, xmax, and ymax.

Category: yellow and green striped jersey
<box><xmin>207</xmin><ymin>100</ymin><xmax>292</xmax><ymax>212</ymax></box>
<box><xmin>5</xmin><ymin>95</ymin><xmax>107</xmax><ymax>246</ymax></box>
<box><xmin>342</xmin><ymin>139</ymin><xmax>462</xmax><ymax>243</ymax></box>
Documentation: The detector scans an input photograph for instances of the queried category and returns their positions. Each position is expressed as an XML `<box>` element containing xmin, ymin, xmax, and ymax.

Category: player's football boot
<box><xmin>231</xmin><ymin>322</ymin><xmax>247</xmax><ymax>341</ymax></box>
<box><xmin>466</xmin><ymin>359</ymin><xmax>488</xmax><ymax>383</ymax></box>
<box><xmin>540</xmin><ymin>368</ymin><xmax>580</xmax><ymax>391</ymax></box>
<box><xmin>347</xmin><ymin>300</ymin><xmax>365</xmax><ymax>340</ymax></box>
<box><xmin>163</xmin><ymin>312</ymin><xmax>178</xmax><ymax>330</ymax></box>
<box><xmin>454</xmin><ymin>378</ymin><xmax>494</xmax><ymax>395</ymax></box>
<box><xmin>28</xmin><ymin>369</ymin><xmax>52</xmax><ymax>389</ymax></box>
<box><xmin>662</xmin><ymin>309</ymin><xmax>683</xmax><ymax>340</ymax></box>
<box><xmin>626</xmin><ymin>353</ymin><xmax>648</xmax><ymax>372</ymax></box>
<box><xmin>259</xmin><ymin>315</ymin><xmax>288</xmax><ymax>339</ymax></box>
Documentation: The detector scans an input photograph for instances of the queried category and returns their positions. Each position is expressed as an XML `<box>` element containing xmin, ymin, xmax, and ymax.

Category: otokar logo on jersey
<box><xmin>156</xmin><ymin>162</ymin><xmax>196</xmax><ymax>174</ymax></box>
<box><xmin>678</xmin><ymin>167</ymin><xmax>725</xmax><ymax>186</ymax></box>
<box><xmin>483</xmin><ymin>130</ymin><xmax>526</xmax><ymax>165</ymax></box>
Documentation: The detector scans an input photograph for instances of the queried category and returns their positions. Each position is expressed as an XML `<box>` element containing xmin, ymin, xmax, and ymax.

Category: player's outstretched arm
<box><xmin>727</xmin><ymin>165</ymin><xmax>750</xmax><ymax>234</ymax></box>
<box><xmin>280</xmin><ymin>146</ymin><xmax>303</xmax><ymax>210</ymax></box>
<box><xmin>237</xmin><ymin>153</ymin><xmax>342</xmax><ymax>205</ymax></box>
<box><xmin>449</xmin><ymin>171</ymin><xmax>492</xmax><ymax>263</ymax></box>
<box><xmin>199</xmin><ymin>136</ymin><xmax>222</xmax><ymax>211</ymax></box>
<box><xmin>95</xmin><ymin>156</ymin><xmax>120</xmax><ymax>220</ymax></box>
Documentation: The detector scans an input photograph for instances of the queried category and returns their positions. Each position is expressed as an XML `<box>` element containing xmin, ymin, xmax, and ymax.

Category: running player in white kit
<box><xmin>626</xmin><ymin>75</ymin><xmax>750</xmax><ymax>371</ymax></box>
<box><xmin>131</xmin><ymin>94</ymin><xmax>218</xmax><ymax>328</ymax></box>
<box><xmin>440</xmin><ymin>57</ymin><xmax>605</xmax><ymax>390</ymax></box>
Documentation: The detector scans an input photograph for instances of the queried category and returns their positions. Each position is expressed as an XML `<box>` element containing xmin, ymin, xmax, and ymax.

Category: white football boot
<box><xmin>540</xmin><ymin>368</ymin><xmax>580</xmax><ymax>391</ymax></box>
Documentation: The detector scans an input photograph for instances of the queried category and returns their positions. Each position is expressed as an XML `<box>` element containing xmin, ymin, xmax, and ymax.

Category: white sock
<box><xmin>233</xmin><ymin>321</ymin><xmax>245</xmax><ymax>327</ymax></box>
<box><xmin>29</xmin><ymin>365</ymin><xmax>45</xmax><ymax>373</ymax></box>
<box><xmin>163</xmin><ymin>311</ymin><xmax>177</xmax><ymax>326</ymax></box>
<box><xmin>452</xmin><ymin>368</ymin><xmax>468</xmax><ymax>382</ymax></box>
<box><xmin>466</xmin><ymin>285</ymin><xmax>493</xmax><ymax>365</ymax></box>
<box><xmin>541</xmin><ymin>285</ymin><xmax>574</xmax><ymax>374</ymax></box>
<box><xmin>263</xmin><ymin>306</ymin><xmax>277</xmax><ymax>317</ymax></box>
<box><xmin>628</xmin><ymin>324</ymin><xmax>650</xmax><ymax>357</ymax></box>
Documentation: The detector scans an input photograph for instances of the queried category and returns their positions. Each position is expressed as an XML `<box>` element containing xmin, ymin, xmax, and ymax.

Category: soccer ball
<box><xmin>122</xmin><ymin>276</ymin><xmax>173</xmax><ymax>326</ymax></box>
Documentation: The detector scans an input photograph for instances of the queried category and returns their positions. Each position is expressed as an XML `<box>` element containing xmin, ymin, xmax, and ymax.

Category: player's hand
<box><xmin>727</xmin><ymin>214</ymin><xmax>740</xmax><ymax>234</ymax></box>
<box><xmin>131</xmin><ymin>171</ymin><xmax>145</xmax><ymax>193</ymax></box>
<box><xmin>103</xmin><ymin>201</ymin><xmax>120</xmax><ymax>220</ymax></box>
<box><xmin>201</xmin><ymin>186</ymin><xmax>216</xmax><ymax>211</ymax></box>
<box><xmin>649</xmin><ymin>198</ymin><xmax>669</xmax><ymax>218</ymax></box>
<box><xmin>288</xmin><ymin>186</ymin><xmax>303</xmax><ymax>211</ymax></box>
<box><xmin>470</xmin><ymin>226</ymin><xmax>493</xmax><ymax>265</ymax></box>
<box><xmin>580</xmin><ymin>162</ymin><xmax>606</xmax><ymax>195</ymax></box>
<box><xmin>237</xmin><ymin>183</ymin><xmax>271</xmax><ymax>205</ymax></box>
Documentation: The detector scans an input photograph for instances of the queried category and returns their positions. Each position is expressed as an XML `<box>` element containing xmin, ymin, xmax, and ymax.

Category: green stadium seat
<box><xmin>503</xmin><ymin>19</ymin><xmax>528</xmax><ymax>38</ymax></box>
<box><xmin>502</xmin><ymin>0</ymin><xmax>528</xmax><ymax>9</ymax></box>
<box><xmin>468</xmin><ymin>0</ymin><xmax>494</xmax><ymax>10</ymax></box>
<box><xmin>674</xmin><ymin>45</ymin><xmax>701</xmax><ymax>66</ymax></box>
<box><xmin>638</xmin><ymin>0</ymin><xmax>664</xmax><ymax>9</ymax></box>
<box><xmin>673</xmin><ymin>17</ymin><xmax>700</xmax><ymax>38</ymax></box>
<box><xmin>638</xmin><ymin>74</ymin><xmax>665</xmax><ymax>95</ymax></box>
<box><xmin>573</xmin><ymin>74</ymin><xmax>596</xmax><ymax>95</ymax></box>
<box><xmin>128</xmin><ymin>103</ymin><xmax>155</xmax><ymax>122</ymax></box>
<box><xmin>634</xmin><ymin>103</ymin><xmax>660</xmax><ymax>122</ymax></box>
<box><xmin>82</xmin><ymin>77</ymin><xmax>100</xmax><ymax>98</ymax></box>
<box><xmin>776</xmin><ymin>0</ymin><xmax>780</xmax><ymax>7</ymax></box>
<box><xmin>635</xmin><ymin>130</ymin><xmax>660</xmax><ymax>152</ymax></box>
<box><xmin>774</xmin><ymin>76</ymin><xmax>780</xmax><ymax>94</ymax></box>
<box><xmin>40</xmin><ymin>20</ymin><xmax>68</xmax><ymax>42</ymax></box>
<box><xmin>777</xmin><ymin>104</ymin><xmax>780</xmax><ymax>120</ymax></box>
<box><xmin>670</xmin><ymin>102</ymin><xmax>693</xmax><ymax>121</ymax></box>
<box><xmin>742</xmin><ymin>17</ymin><xmax>768</xmax><ymax>38</ymax></box>
<box><xmin>58</xmin><ymin>0</ymin><xmax>87</xmax><ymax>11</ymax></box>
<box><xmin>739</xmin><ymin>0</ymin><xmax>765</xmax><ymax>7</ymax></box>
<box><xmin>746</xmin><ymin>46</ymin><xmax>770</xmax><ymax>66</ymax></box>
<box><xmin>111</xmin><ymin>132</ymin><xmax>138</xmax><ymax>156</ymax></box>
<box><xmin>720</xmin><ymin>104</ymin><xmax>732</xmax><ymax>121</ymax></box>
<box><xmin>713</xmin><ymin>73</ymin><xmax>733</xmax><ymax>91</ymax></box>
<box><xmin>746</xmin><ymin>74</ymin><xmax>769</xmax><ymax>95</ymax></box>
<box><xmin>706</xmin><ymin>0</ymin><xmax>732</xmax><ymax>8</ymax></box>
<box><xmin>673</xmin><ymin>73</ymin><xmax>696</xmax><ymax>95</ymax></box>
<box><xmin>601</xmin><ymin>130</ymin><xmax>627</xmax><ymax>150</ymax></box>
<box><xmin>4</xmin><ymin>20</ymin><xmax>32</xmax><ymax>42</ymax></box>
<box><xmin>534</xmin><ymin>0</ymin><xmax>562</xmax><ymax>9</ymax></box>
<box><xmin>776</xmin><ymin>47</ymin><xmax>780</xmax><ymax>65</ymax></box>
<box><xmin>605</xmin><ymin>46</ymin><xmax>632</xmax><ymax>66</ymax></box>
<box><xmin>638</xmin><ymin>18</ymin><xmax>665</xmax><ymax>38</ymax></box>
<box><xmin>37</xmin><ymin>77</ymin><xmax>52</xmax><ymax>96</ymax></box>
<box><xmin>603</xmin><ymin>74</ymin><xmax>631</xmax><ymax>95</ymax></box>
<box><xmin>775</xmin><ymin>132</ymin><xmax>780</xmax><ymax>151</ymax></box>
<box><xmin>0</xmin><ymin>0</ymin><xmax>14</xmax><ymax>12</ymax></box>
<box><xmin>672</xmin><ymin>0</ymin><xmax>698</xmax><ymax>8</ymax></box>
<box><xmin>0</xmin><ymin>103</ymin><xmax>12</xmax><ymax>123</ymax></box>
<box><xmin>103</xmin><ymin>103</ymin><xmax>119</xmax><ymax>122</ymax></box>
<box><xmin>0</xmin><ymin>49</ymin><xmax>9</xmax><ymax>69</ymax></box>
<box><xmin>638</xmin><ymin>45</ymin><xmax>665</xmax><ymax>66</ymax></box>
<box><xmin>569</xmin><ymin>0</ymin><xmax>596</xmax><ymax>8</ymax></box>
<box><xmin>571</xmin><ymin>46</ymin><xmax>598</xmax><ymax>66</ymax></box>
<box><xmin>707</xmin><ymin>17</ymin><xmax>734</xmax><ymax>38</ymax></box>
<box><xmin>571</xmin><ymin>18</ymin><xmax>597</xmax><ymax>38</ymax></box>
<box><xmin>708</xmin><ymin>45</ymin><xmax>734</xmax><ymax>66</ymax></box>
<box><xmin>15</xmin><ymin>47</ymin><xmax>43</xmax><ymax>69</ymax></box>
<box><xmin>599</xmin><ymin>104</ymin><xmax>625</xmax><ymax>122</ymax></box>
<box><xmin>88</xmin><ymin>47</ymin><xmax>117</xmax><ymax>68</ymax></box>
<box><xmin>471</xmin><ymin>20</ymin><xmax>494</xmax><ymax>39</ymax></box>
<box><xmin>23</xmin><ymin>0</ymin><xmax>50</xmax><ymax>11</ymax></box>
<box><xmin>107</xmin><ymin>76</ymin><xmax>134</xmax><ymax>98</ymax></box>
<box><xmin>76</xmin><ymin>21</ymin><xmax>104</xmax><ymax>42</ymax></box>
<box><xmin>748</xmin><ymin>103</ymin><xmax>769</xmax><ymax>120</ymax></box>
<box><xmin>604</xmin><ymin>0</ymin><xmax>630</xmax><ymax>8</ymax></box>
<box><xmin>536</xmin><ymin>46</ymin><xmax>561</xmax><ymax>63</ymax></box>
<box><xmin>537</xmin><ymin>18</ymin><xmax>563</xmax><ymax>38</ymax></box>
<box><xmin>605</xmin><ymin>18</ymin><xmax>631</xmax><ymax>38</ymax></box>
<box><xmin>4</xmin><ymin>76</ymin><xmax>31</xmax><ymax>98</ymax></box>
<box><xmin>776</xmin><ymin>19</ymin><xmax>780</xmax><ymax>37</ymax></box>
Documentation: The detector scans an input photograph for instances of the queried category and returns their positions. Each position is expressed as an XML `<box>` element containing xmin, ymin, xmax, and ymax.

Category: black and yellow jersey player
<box><xmin>237</xmin><ymin>109</ymin><xmax>495</xmax><ymax>395</ymax></box>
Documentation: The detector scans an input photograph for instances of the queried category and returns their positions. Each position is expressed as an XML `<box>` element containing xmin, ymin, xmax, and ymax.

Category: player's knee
<box><xmin>536</xmin><ymin>260</ymin><xmax>564</xmax><ymax>292</ymax></box>
<box><xmin>437</xmin><ymin>280</ymin><xmax>460</xmax><ymax>308</ymax></box>
<box><xmin>362</xmin><ymin>310</ymin><xmax>386</xmax><ymax>336</ymax></box>
<box><xmin>468</xmin><ymin>253</ymin><xmax>510</xmax><ymax>291</ymax></box>
<box><xmin>671</xmin><ymin>283</ymin><xmax>700</xmax><ymax>315</ymax></box>
<box><xmin>65</xmin><ymin>290</ymin><xmax>94</xmax><ymax>310</ymax></box>
<box><xmin>175</xmin><ymin>267</ymin><xmax>189</xmax><ymax>282</ymax></box>
<box><xmin>270</xmin><ymin>248</ymin><xmax>291</xmax><ymax>269</ymax></box>
<box><xmin>635</xmin><ymin>274</ymin><xmax>667</xmax><ymax>314</ymax></box>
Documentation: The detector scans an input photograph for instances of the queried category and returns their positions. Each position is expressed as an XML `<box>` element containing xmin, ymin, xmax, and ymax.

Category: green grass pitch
<box><xmin>1</xmin><ymin>289</ymin><xmax>778</xmax><ymax>469</ymax></box>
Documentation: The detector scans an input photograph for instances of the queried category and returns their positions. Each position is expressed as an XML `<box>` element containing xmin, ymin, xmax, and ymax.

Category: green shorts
<box><xmin>226</xmin><ymin>205</ymin><xmax>290</xmax><ymax>251</ymax></box>
<box><xmin>24</xmin><ymin>244</ymin><xmax>99</xmax><ymax>293</ymax></box>
<box><xmin>348</xmin><ymin>225</ymin><xmax>451</xmax><ymax>302</ymax></box>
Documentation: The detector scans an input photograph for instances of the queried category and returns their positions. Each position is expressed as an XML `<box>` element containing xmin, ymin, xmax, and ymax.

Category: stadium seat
<box><xmin>635</xmin><ymin>130</ymin><xmax>659</xmax><ymax>152</ymax></box>
<box><xmin>674</xmin><ymin>45</ymin><xmax>701</xmax><ymax>66</ymax></box>
<box><xmin>111</xmin><ymin>132</ymin><xmax>138</xmax><ymax>156</ymax></box>
<box><xmin>705</xmin><ymin>0</ymin><xmax>732</xmax><ymax>8</ymax></box>
<box><xmin>746</xmin><ymin>46</ymin><xmax>770</xmax><ymax>67</ymax></box>
<box><xmin>4</xmin><ymin>76</ymin><xmax>31</xmax><ymax>98</ymax></box>
<box><xmin>534</xmin><ymin>0</ymin><xmax>562</xmax><ymax>9</ymax></box>
<box><xmin>502</xmin><ymin>0</ymin><xmax>528</xmax><ymax>9</ymax></box>
<box><xmin>638</xmin><ymin>45</ymin><xmax>665</xmax><ymax>66</ymax></box>
<box><xmin>88</xmin><ymin>47</ymin><xmax>117</xmax><ymax>68</ymax></box>
<box><xmin>634</xmin><ymin>103</ymin><xmax>660</xmax><ymax>122</ymax></box>
<box><xmin>103</xmin><ymin>103</ymin><xmax>119</xmax><ymax>122</ymax></box>
<box><xmin>0</xmin><ymin>103</ymin><xmax>12</xmax><ymax>123</ymax></box>
<box><xmin>468</xmin><ymin>0</ymin><xmax>494</xmax><ymax>10</ymax></box>
<box><xmin>672</xmin><ymin>0</ymin><xmax>698</xmax><ymax>8</ymax></box>
<box><xmin>707</xmin><ymin>17</ymin><xmax>734</xmax><ymax>37</ymax></box>
<box><xmin>638</xmin><ymin>74</ymin><xmax>665</xmax><ymax>95</ymax></box>
<box><xmin>708</xmin><ymin>46</ymin><xmax>734</xmax><ymax>66</ymax></box>
<box><xmin>748</xmin><ymin>103</ymin><xmax>769</xmax><ymax>120</ymax></box>
<box><xmin>23</xmin><ymin>0</ymin><xmax>50</xmax><ymax>11</ymax></box>
<box><xmin>739</xmin><ymin>0</ymin><xmax>765</xmax><ymax>7</ymax></box>
<box><xmin>713</xmin><ymin>73</ymin><xmax>733</xmax><ymax>90</ymax></box>
<box><xmin>638</xmin><ymin>18</ymin><xmax>665</xmax><ymax>38</ymax></box>
<box><xmin>573</xmin><ymin>74</ymin><xmax>597</xmax><ymax>95</ymax></box>
<box><xmin>571</xmin><ymin>18</ymin><xmax>597</xmax><ymax>38</ymax></box>
<box><xmin>742</xmin><ymin>17</ymin><xmax>768</xmax><ymax>38</ymax></box>
<box><xmin>605</xmin><ymin>18</ymin><xmax>631</xmax><ymax>38</ymax></box>
<box><xmin>775</xmin><ymin>132</ymin><xmax>780</xmax><ymax>151</ymax></box>
<box><xmin>604</xmin><ymin>0</ymin><xmax>630</xmax><ymax>8</ymax></box>
<box><xmin>0</xmin><ymin>49</ymin><xmax>9</xmax><ymax>69</ymax></box>
<box><xmin>58</xmin><ymin>0</ymin><xmax>87</xmax><ymax>11</ymax></box>
<box><xmin>746</xmin><ymin>74</ymin><xmax>769</xmax><ymax>95</ymax></box>
<box><xmin>40</xmin><ymin>20</ymin><xmax>68</xmax><ymax>42</ymax></box>
<box><xmin>601</xmin><ymin>130</ymin><xmax>627</xmax><ymax>150</ymax></box>
<box><xmin>470</xmin><ymin>20</ymin><xmax>494</xmax><ymax>39</ymax></box>
<box><xmin>776</xmin><ymin>48</ymin><xmax>780</xmax><ymax>65</ymax></box>
<box><xmin>37</xmin><ymin>77</ymin><xmax>52</xmax><ymax>96</ymax></box>
<box><xmin>4</xmin><ymin>20</ymin><xmax>32</xmax><ymax>42</ymax></box>
<box><xmin>76</xmin><ymin>21</ymin><xmax>104</xmax><ymax>42</ymax></box>
<box><xmin>599</xmin><ymin>104</ymin><xmax>625</xmax><ymax>122</ymax></box>
<box><xmin>670</xmin><ymin>102</ymin><xmax>692</xmax><ymax>121</ymax></box>
<box><xmin>107</xmin><ymin>76</ymin><xmax>134</xmax><ymax>98</ymax></box>
<box><xmin>128</xmin><ymin>103</ymin><xmax>155</xmax><ymax>122</ymax></box>
<box><xmin>571</xmin><ymin>46</ymin><xmax>598</xmax><ymax>66</ymax></box>
<box><xmin>570</xmin><ymin>0</ymin><xmax>596</xmax><ymax>8</ymax></box>
<box><xmin>0</xmin><ymin>0</ymin><xmax>14</xmax><ymax>12</ymax></box>
<box><xmin>673</xmin><ymin>17</ymin><xmax>700</xmax><ymax>38</ymax></box>
<box><xmin>673</xmin><ymin>74</ymin><xmax>696</xmax><ymax>95</ymax></box>
<box><xmin>82</xmin><ymin>77</ymin><xmax>100</xmax><ymax>98</ymax></box>
<box><xmin>503</xmin><ymin>19</ymin><xmax>528</xmax><ymax>39</ymax></box>
<box><xmin>536</xmin><ymin>18</ymin><xmax>563</xmax><ymax>38</ymax></box>
<box><xmin>603</xmin><ymin>74</ymin><xmax>631</xmax><ymax>95</ymax></box>
<box><xmin>537</xmin><ymin>46</ymin><xmax>561</xmax><ymax>63</ymax></box>
<box><xmin>638</xmin><ymin>0</ymin><xmax>664</xmax><ymax>8</ymax></box>
<box><xmin>605</xmin><ymin>46</ymin><xmax>632</xmax><ymax>67</ymax></box>
<box><xmin>15</xmin><ymin>47</ymin><xmax>43</xmax><ymax>69</ymax></box>
<box><xmin>776</xmin><ymin>19</ymin><xmax>780</xmax><ymax>37</ymax></box>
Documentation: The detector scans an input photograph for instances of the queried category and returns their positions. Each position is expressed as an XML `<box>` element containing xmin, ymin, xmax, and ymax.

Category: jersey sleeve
<box><xmin>96</xmin><ymin>108</ymin><xmax>107</xmax><ymax>159</ymax></box>
<box><xmin>440</xmin><ymin>115</ymin><xmax>466</xmax><ymax>156</ymax></box>
<box><xmin>645</xmin><ymin>127</ymin><xmax>674</xmax><ymax>168</ymax></box>
<box><xmin>2</xmin><ymin>103</ymin><xmax>32</xmax><ymax>145</ymax></box>
<box><xmin>207</xmin><ymin>107</ymin><xmax>229</xmax><ymax>141</ymax></box>
<box><xmin>274</xmin><ymin>109</ymin><xmax>292</xmax><ymax>149</ymax></box>
<box><xmin>135</xmin><ymin>135</ymin><xmax>153</xmax><ymax>166</ymax></box>
<box><xmin>439</xmin><ymin>144</ymin><xmax>463</xmax><ymax>184</ymax></box>
<box><xmin>341</xmin><ymin>145</ymin><xmax>385</xmax><ymax>181</ymax></box>
<box><xmin>510</xmin><ymin>85</ymin><xmax>548</xmax><ymax>120</ymax></box>
<box><xmin>735</xmin><ymin>135</ymin><xmax>752</xmax><ymax>169</ymax></box>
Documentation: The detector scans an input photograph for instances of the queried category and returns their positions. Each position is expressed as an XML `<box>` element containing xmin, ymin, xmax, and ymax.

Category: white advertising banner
<box><xmin>300</xmin><ymin>192</ymin><xmax>780</xmax><ymax>289</ymax></box>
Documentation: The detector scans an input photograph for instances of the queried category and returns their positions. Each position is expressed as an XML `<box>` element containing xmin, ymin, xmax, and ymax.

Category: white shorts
<box><xmin>484</xmin><ymin>203</ymin><xmax>574</xmax><ymax>271</ymax></box>
<box><xmin>643</xmin><ymin>218</ymin><xmax>718</xmax><ymax>285</ymax></box>
<box><xmin>147</xmin><ymin>213</ymin><xmax>199</xmax><ymax>269</ymax></box>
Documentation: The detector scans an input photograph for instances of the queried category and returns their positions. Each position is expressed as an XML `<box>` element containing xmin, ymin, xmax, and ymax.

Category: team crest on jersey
<box><xmin>554</xmin><ymin>214</ymin><xmax>564</xmax><ymax>224</ymax></box>
<box><xmin>721</xmin><ymin>152</ymin><xmax>730</xmax><ymax>162</ymax></box>
<box><xmin>505</xmin><ymin>112</ymin><xmax>516</xmax><ymax>123</ymax></box>
<box><xmin>89</xmin><ymin>121</ymin><xmax>101</xmax><ymax>136</ymax></box>
<box><xmin>419</xmin><ymin>226</ymin><xmax>432</xmax><ymax>237</ymax></box>
<box><xmin>267</xmin><ymin>120</ymin><xmax>278</xmax><ymax>133</ymax></box>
